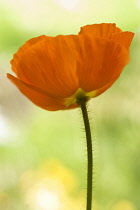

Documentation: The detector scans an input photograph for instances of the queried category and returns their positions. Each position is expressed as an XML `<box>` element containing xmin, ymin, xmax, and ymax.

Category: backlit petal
<box><xmin>11</xmin><ymin>35</ymin><xmax>46</xmax><ymax>74</ymax></box>
<box><xmin>77</xmin><ymin>35</ymin><xmax>129</xmax><ymax>92</ymax></box>
<box><xmin>110</xmin><ymin>31</ymin><xmax>135</xmax><ymax>50</ymax></box>
<box><xmin>94</xmin><ymin>77</ymin><xmax>119</xmax><ymax>97</ymax></box>
<box><xmin>8</xmin><ymin>23</ymin><xmax>134</xmax><ymax>111</ymax></box>
<box><xmin>16</xmin><ymin>35</ymin><xmax>80</xmax><ymax>98</ymax></box>
<box><xmin>79</xmin><ymin>23</ymin><xmax>122</xmax><ymax>38</ymax></box>
<box><xmin>7</xmin><ymin>74</ymin><xmax>65</xmax><ymax>111</ymax></box>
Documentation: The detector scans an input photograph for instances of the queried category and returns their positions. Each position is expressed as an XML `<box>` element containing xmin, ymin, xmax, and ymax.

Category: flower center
<box><xmin>64</xmin><ymin>88</ymin><xmax>97</xmax><ymax>107</ymax></box>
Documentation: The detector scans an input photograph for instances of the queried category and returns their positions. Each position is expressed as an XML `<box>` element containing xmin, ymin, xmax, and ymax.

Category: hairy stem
<box><xmin>79</xmin><ymin>99</ymin><xmax>93</xmax><ymax>210</ymax></box>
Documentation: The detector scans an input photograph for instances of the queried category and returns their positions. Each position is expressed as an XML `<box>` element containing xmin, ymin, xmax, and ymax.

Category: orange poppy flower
<box><xmin>7</xmin><ymin>23</ymin><xmax>134</xmax><ymax>111</ymax></box>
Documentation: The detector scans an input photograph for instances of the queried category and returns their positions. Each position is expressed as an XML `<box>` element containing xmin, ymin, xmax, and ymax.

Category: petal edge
<box><xmin>7</xmin><ymin>74</ymin><xmax>65</xmax><ymax>111</ymax></box>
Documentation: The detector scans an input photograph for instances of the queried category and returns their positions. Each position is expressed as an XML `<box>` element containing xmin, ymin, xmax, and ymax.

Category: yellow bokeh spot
<box><xmin>0</xmin><ymin>192</ymin><xmax>9</xmax><ymax>209</ymax></box>
<box><xmin>111</xmin><ymin>200</ymin><xmax>136</xmax><ymax>210</ymax></box>
<box><xmin>20</xmin><ymin>159</ymin><xmax>81</xmax><ymax>210</ymax></box>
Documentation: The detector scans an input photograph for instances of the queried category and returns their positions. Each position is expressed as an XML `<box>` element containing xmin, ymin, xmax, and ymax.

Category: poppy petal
<box><xmin>77</xmin><ymin>35</ymin><xmax>129</xmax><ymax>92</ymax></box>
<box><xmin>110</xmin><ymin>31</ymin><xmax>135</xmax><ymax>50</ymax></box>
<box><xmin>79</xmin><ymin>23</ymin><xmax>122</xmax><ymax>38</ymax></box>
<box><xmin>7</xmin><ymin>73</ymin><xmax>65</xmax><ymax>111</ymax></box>
<box><xmin>16</xmin><ymin>35</ymin><xmax>80</xmax><ymax>98</ymax></box>
<box><xmin>11</xmin><ymin>35</ymin><xmax>46</xmax><ymax>74</ymax></box>
<box><xmin>94</xmin><ymin>77</ymin><xmax>119</xmax><ymax>97</ymax></box>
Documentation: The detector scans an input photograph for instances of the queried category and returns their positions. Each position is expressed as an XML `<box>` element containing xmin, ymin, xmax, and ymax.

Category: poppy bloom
<box><xmin>7</xmin><ymin>23</ymin><xmax>134</xmax><ymax>111</ymax></box>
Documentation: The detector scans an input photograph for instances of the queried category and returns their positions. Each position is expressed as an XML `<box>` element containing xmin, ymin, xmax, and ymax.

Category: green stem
<box><xmin>79</xmin><ymin>99</ymin><xmax>93</xmax><ymax>210</ymax></box>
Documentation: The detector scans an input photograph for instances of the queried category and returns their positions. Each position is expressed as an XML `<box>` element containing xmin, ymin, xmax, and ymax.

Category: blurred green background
<box><xmin>0</xmin><ymin>0</ymin><xmax>140</xmax><ymax>209</ymax></box>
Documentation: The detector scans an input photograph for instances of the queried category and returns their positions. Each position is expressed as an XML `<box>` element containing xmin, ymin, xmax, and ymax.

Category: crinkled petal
<box><xmin>110</xmin><ymin>31</ymin><xmax>135</xmax><ymax>50</ymax></box>
<box><xmin>16</xmin><ymin>35</ymin><xmax>80</xmax><ymax>98</ymax></box>
<box><xmin>11</xmin><ymin>35</ymin><xmax>46</xmax><ymax>74</ymax></box>
<box><xmin>79</xmin><ymin>23</ymin><xmax>122</xmax><ymax>38</ymax></box>
<box><xmin>77</xmin><ymin>35</ymin><xmax>129</xmax><ymax>92</ymax></box>
<box><xmin>7</xmin><ymin>74</ymin><xmax>66</xmax><ymax>111</ymax></box>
